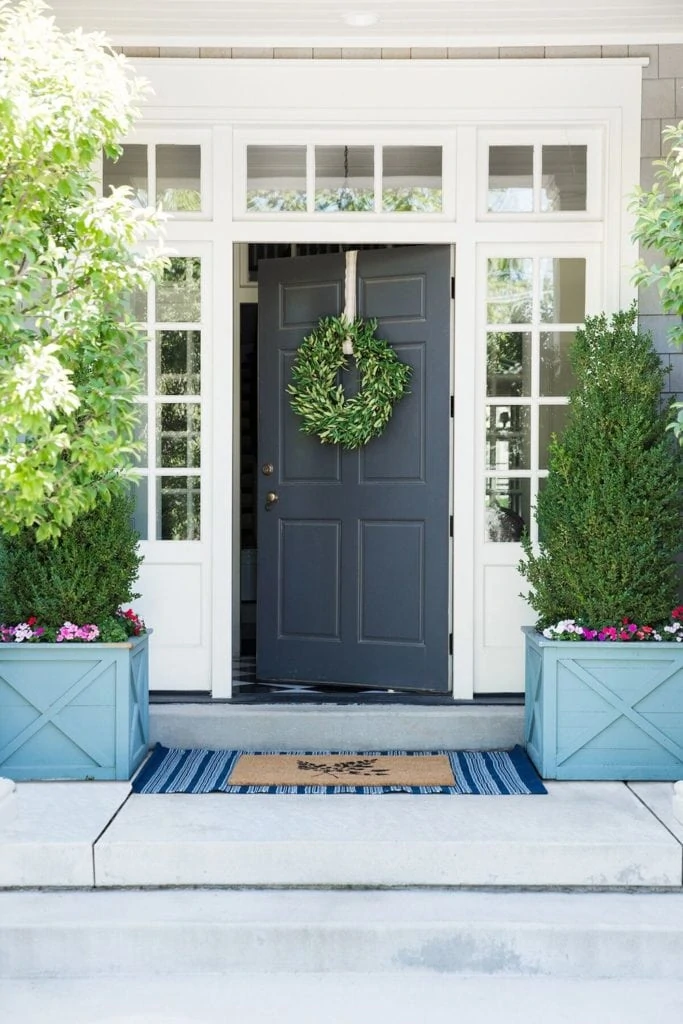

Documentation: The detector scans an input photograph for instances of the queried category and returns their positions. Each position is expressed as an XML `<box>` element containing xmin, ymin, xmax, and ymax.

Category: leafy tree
<box><xmin>632</xmin><ymin>121</ymin><xmax>683</xmax><ymax>439</ymax></box>
<box><xmin>519</xmin><ymin>307</ymin><xmax>681</xmax><ymax>628</ymax></box>
<box><xmin>0</xmin><ymin>0</ymin><xmax>164</xmax><ymax>540</ymax></box>
<box><xmin>632</xmin><ymin>121</ymin><xmax>683</xmax><ymax>345</ymax></box>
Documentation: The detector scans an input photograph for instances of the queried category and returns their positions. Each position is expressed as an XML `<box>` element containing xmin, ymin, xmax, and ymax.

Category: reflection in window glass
<box><xmin>382</xmin><ymin>146</ymin><xmax>442</xmax><ymax>212</ymax></box>
<box><xmin>487</xmin><ymin>332</ymin><xmax>532</xmax><ymax>397</ymax></box>
<box><xmin>127</xmin><ymin>331</ymin><xmax>149</xmax><ymax>393</ymax></box>
<box><xmin>537</xmin><ymin>475</ymin><xmax>548</xmax><ymax>544</ymax></box>
<box><xmin>132</xmin><ymin>406</ymin><xmax>148</xmax><ymax>467</ymax></box>
<box><xmin>157</xmin><ymin>476</ymin><xmax>201</xmax><ymax>540</ymax></box>
<box><xmin>103</xmin><ymin>145</ymin><xmax>148</xmax><ymax>206</ymax></box>
<box><xmin>122</xmin><ymin>290</ymin><xmax>148</xmax><ymax>323</ymax></box>
<box><xmin>541</xmin><ymin>146</ymin><xmax>587</xmax><ymax>211</ymax></box>
<box><xmin>247</xmin><ymin>146</ymin><xmax>306</xmax><ymax>212</ymax></box>
<box><xmin>488</xmin><ymin>146</ymin><xmax>533</xmax><ymax>213</ymax></box>
<box><xmin>485</xmin><ymin>477</ymin><xmax>530</xmax><ymax>542</ymax></box>
<box><xmin>540</xmin><ymin>258</ymin><xmax>586</xmax><ymax>323</ymax></box>
<box><xmin>539</xmin><ymin>405</ymin><xmax>569</xmax><ymax>470</ymax></box>
<box><xmin>486</xmin><ymin>405</ymin><xmax>531</xmax><ymax>471</ymax></box>
<box><xmin>131</xmin><ymin>478</ymin><xmax>148</xmax><ymax>541</ymax></box>
<box><xmin>487</xmin><ymin>258</ymin><xmax>533</xmax><ymax>324</ymax></box>
<box><xmin>156</xmin><ymin>145</ymin><xmax>201</xmax><ymax>212</ymax></box>
<box><xmin>315</xmin><ymin>146</ymin><xmax>374</xmax><ymax>212</ymax></box>
<box><xmin>157</xmin><ymin>404</ymin><xmax>201</xmax><ymax>468</ymax></box>
<box><xmin>540</xmin><ymin>332</ymin><xmax>576</xmax><ymax>397</ymax></box>
<box><xmin>156</xmin><ymin>257</ymin><xmax>201</xmax><ymax>323</ymax></box>
<box><xmin>156</xmin><ymin>331</ymin><xmax>201</xmax><ymax>396</ymax></box>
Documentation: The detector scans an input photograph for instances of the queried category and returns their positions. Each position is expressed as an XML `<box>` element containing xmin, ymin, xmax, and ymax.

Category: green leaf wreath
<box><xmin>287</xmin><ymin>316</ymin><xmax>411</xmax><ymax>449</ymax></box>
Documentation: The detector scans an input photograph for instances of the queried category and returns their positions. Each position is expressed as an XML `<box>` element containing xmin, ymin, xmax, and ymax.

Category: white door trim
<box><xmin>122</xmin><ymin>57</ymin><xmax>642</xmax><ymax>698</ymax></box>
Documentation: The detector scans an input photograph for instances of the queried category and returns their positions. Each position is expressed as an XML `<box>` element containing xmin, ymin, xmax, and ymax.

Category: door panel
<box><xmin>279</xmin><ymin>520</ymin><xmax>341</xmax><ymax>640</ymax></box>
<box><xmin>359</xmin><ymin>520</ymin><xmax>425</xmax><ymax>644</ymax></box>
<box><xmin>257</xmin><ymin>245</ymin><xmax>451</xmax><ymax>690</ymax></box>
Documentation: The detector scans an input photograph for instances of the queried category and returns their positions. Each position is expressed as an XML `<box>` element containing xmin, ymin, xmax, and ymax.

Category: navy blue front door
<box><xmin>257</xmin><ymin>246</ymin><xmax>451</xmax><ymax>690</ymax></box>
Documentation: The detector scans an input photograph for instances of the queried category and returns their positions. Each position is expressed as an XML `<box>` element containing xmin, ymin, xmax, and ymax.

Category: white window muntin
<box><xmin>477</xmin><ymin>242</ymin><xmax>603</xmax><ymax>550</ymax></box>
<box><xmin>134</xmin><ymin>241</ymin><xmax>212</xmax><ymax>545</ymax></box>
<box><xmin>107</xmin><ymin>129</ymin><xmax>213</xmax><ymax>221</ymax></box>
<box><xmin>477</xmin><ymin>127</ymin><xmax>603</xmax><ymax>222</ymax></box>
<box><xmin>233</xmin><ymin>129</ymin><xmax>456</xmax><ymax>221</ymax></box>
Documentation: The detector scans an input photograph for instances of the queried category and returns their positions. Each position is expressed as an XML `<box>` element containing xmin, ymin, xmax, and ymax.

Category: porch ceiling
<box><xmin>49</xmin><ymin>1</ymin><xmax>683</xmax><ymax>48</ymax></box>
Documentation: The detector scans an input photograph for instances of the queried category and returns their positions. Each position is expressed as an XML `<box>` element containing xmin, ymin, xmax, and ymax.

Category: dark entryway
<box><xmin>252</xmin><ymin>245</ymin><xmax>452</xmax><ymax>691</ymax></box>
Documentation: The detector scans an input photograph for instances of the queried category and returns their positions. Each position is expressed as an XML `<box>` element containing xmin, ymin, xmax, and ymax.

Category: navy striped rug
<box><xmin>132</xmin><ymin>744</ymin><xmax>547</xmax><ymax>795</ymax></box>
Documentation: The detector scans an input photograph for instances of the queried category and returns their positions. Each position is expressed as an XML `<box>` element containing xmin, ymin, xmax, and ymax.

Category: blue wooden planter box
<box><xmin>0</xmin><ymin>634</ymin><xmax>149</xmax><ymax>781</ymax></box>
<box><xmin>523</xmin><ymin>626</ymin><xmax>683</xmax><ymax>780</ymax></box>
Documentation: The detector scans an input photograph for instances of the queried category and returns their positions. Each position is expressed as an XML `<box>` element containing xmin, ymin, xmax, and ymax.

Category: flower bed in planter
<box><xmin>524</xmin><ymin>626</ymin><xmax>683</xmax><ymax>781</ymax></box>
<box><xmin>0</xmin><ymin>633</ymin><xmax>149</xmax><ymax>781</ymax></box>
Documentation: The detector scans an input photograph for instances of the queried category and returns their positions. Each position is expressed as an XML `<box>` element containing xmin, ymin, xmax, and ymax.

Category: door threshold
<box><xmin>151</xmin><ymin>689</ymin><xmax>524</xmax><ymax>707</ymax></box>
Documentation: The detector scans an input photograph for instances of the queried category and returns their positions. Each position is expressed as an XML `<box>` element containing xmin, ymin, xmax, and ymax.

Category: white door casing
<box><xmin>116</xmin><ymin>57</ymin><xmax>642</xmax><ymax>697</ymax></box>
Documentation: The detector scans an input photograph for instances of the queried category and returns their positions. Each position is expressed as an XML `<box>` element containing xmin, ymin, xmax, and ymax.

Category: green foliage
<box><xmin>381</xmin><ymin>187</ymin><xmax>442</xmax><ymax>213</ymax></box>
<box><xmin>632</xmin><ymin>121</ymin><xmax>683</xmax><ymax>349</ymax></box>
<box><xmin>246</xmin><ymin>189</ymin><xmax>306</xmax><ymax>212</ymax></box>
<box><xmin>518</xmin><ymin>307</ymin><xmax>682</xmax><ymax>628</ymax></box>
<box><xmin>0</xmin><ymin>0</ymin><xmax>165</xmax><ymax>540</ymax></box>
<box><xmin>632</xmin><ymin>121</ymin><xmax>683</xmax><ymax>443</ymax></box>
<box><xmin>0</xmin><ymin>489</ymin><xmax>142</xmax><ymax>626</ymax></box>
<box><xmin>287</xmin><ymin>316</ymin><xmax>412</xmax><ymax>449</ymax></box>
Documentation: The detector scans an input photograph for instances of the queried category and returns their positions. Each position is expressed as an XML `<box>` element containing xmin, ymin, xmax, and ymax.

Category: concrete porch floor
<box><xmin>1</xmin><ymin>773</ymin><xmax>682</xmax><ymax>888</ymax></box>
<box><xmin>5</xmin><ymin>974</ymin><xmax>683</xmax><ymax>1024</ymax></box>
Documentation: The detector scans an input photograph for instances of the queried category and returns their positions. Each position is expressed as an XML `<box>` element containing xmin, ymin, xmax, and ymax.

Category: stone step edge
<box><xmin>3</xmin><ymin>889</ymin><xmax>683</xmax><ymax>980</ymax></box>
<box><xmin>149</xmin><ymin>704</ymin><xmax>524</xmax><ymax>716</ymax></box>
<box><xmin>149</xmin><ymin>703</ymin><xmax>525</xmax><ymax>749</ymax></box>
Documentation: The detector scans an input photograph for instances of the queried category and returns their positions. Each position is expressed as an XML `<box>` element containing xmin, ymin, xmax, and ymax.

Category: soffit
<box><xmin>48</xmin><ymin>1</ymin><xmax>683</xmax><ymax>48</ymax></box>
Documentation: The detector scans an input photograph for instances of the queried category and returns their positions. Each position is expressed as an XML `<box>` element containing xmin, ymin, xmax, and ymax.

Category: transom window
<box><xmin>484</xmin><ymin>255</ymin><xmax>587</xmax><ymax>544</ymax></box>
<box><xmin>242</xmin><ymin>142</ymin><xmax>445</xmax><ymax>215</ymax></box>
<box><xmin>103</xmin><ymin>142</ymin><xmax>205</xmax><ymax>214</ymax></box>
<box><xmin>480</xmin><ymin>130</ymin><xmax>600</xmax><ymax>219</ymax></box>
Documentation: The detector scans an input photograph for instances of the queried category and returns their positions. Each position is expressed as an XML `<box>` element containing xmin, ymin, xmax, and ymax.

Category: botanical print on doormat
<box><xmin>228</xmin><ymin>753</ymin><xmax>456</xmax><ymax>788</ymax></box>
<box><xmin>132</xmin><ymin>745</ymin><xmax>547</xmax><ymax>795</ymax></box>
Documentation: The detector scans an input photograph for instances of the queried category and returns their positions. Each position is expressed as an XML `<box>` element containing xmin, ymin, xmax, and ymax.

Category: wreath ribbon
<box><xmin>342</xmin><ymin>250</ymin><xmax>358</xmax><ymax>355</ymax></box>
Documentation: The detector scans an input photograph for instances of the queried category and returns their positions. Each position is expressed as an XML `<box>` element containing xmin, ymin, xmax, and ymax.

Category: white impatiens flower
<box><xmin>543</xmin><ymin>619</ymin><xmax>580</xmax><ymax>639</ymax></box>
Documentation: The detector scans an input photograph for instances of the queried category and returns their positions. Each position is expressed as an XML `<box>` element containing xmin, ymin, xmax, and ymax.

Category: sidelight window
<box><xmin>132</xmin><ymin>256</ymin><xmax>204</xmax><ymax>541</ymax></box>
<box><xmin>484</xmin><ymin>255</ymin><xmax>587</xmax><ymax>543</ymax></box>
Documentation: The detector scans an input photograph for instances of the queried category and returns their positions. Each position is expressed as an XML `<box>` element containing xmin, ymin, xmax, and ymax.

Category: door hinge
<box><xmin>449</xmin><ymin>514</ymin><xmax>453</xmax><ymax>538</ymax></box>
<box><xmin>450</xmin><ymin>395</ymin><xmax>454</xmax><ymax>418</ymax></box>
<box><xmin>449</xmin><ymin>632</ymin><xmax>453</xmax><ymax>656</ymax></box>
<box><xmin>451</xmin><ymin>276</ymin><xmax>455</xmax><ymax>300</ymax></box>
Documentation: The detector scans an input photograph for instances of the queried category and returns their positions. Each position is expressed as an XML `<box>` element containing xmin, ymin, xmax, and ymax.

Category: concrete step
<box><xmin>3</xmin><ymin>778</ymin><xmax>681</xmax><ymax>889</ymax></box>
<box><xmin>149</xmin><ymin>703</ymin><xmax>524</xmax><ymax>752</ymax></box>
<box><xmin>93</xmin><ymin>781</ymin><xmax>682</xmax><ymax>888</ymax></box>
<box><xmin>3</xmin><ymin>890</ymin><xmax>683</xmax><ymax>982</ymax></box>
<box><xmin>7</xmin><ymin>975</ymin><xmax>683</xmax><ymax>1024</ymax></box>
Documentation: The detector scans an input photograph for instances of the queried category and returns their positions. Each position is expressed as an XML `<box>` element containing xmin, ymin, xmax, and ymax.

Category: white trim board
<box><xmin>120</xmin><ymin>57</ymin><xmax>642</xmax><ymax>698</ymax></box>
<box><xmin>46</xmin><ymin>0</ymin><xmax>683</xmax><ymax>47</ymax></box>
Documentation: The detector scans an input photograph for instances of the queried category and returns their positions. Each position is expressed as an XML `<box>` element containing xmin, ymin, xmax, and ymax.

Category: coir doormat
<box><xmin>132</xmin><ymin>744</ymin><xmax>547</xmax><ymax>795</ymax></box>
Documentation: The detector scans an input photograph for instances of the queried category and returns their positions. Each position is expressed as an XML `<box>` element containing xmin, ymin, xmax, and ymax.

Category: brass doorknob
<box><xmin>265</xmin><ymin>491</ymin><xmax>279</xmax><ymax>510</ymax></box>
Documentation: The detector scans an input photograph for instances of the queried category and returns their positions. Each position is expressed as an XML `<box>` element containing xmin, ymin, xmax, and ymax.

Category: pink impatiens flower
<box><xmin>55</xmin><ymin>622</ymin><xmax>100</xmax><ymax>643</ymax></box>
<box><xmin>0</xmin><ymin>621</ymin><xmax>46</xmax><ymax>643</ymax></box>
